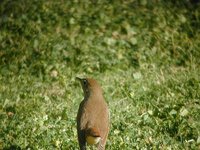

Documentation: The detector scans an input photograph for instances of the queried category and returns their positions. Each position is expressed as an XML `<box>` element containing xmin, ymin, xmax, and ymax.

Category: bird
<box><xmin>76</xmin><ymin>77</ymin><xmax>109</xmax><ymax>150</ymax></box>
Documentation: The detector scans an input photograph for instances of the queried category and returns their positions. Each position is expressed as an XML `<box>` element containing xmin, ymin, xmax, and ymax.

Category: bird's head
<box><xmin>76</xmin><ymin>77</ymin><xmax>102</xmax><ymax>99</ymax></box>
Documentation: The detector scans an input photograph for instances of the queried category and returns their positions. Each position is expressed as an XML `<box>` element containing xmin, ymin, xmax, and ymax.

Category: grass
<box><xmin>0</xmin><ymin>0</ymin><xmax>200</xmax><ymax>149</ymax></box>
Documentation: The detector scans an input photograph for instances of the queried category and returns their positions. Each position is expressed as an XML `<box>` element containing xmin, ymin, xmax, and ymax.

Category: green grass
<box><xmin>0</xmin><ymin>0</ymin><xmax>200</xmax><ymax>149</ymax></box>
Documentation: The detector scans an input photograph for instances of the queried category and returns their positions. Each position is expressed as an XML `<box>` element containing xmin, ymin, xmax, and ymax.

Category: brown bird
<box><xmin>76</xmin><ymin>77</ymin><xmax>109</xmax><ymax>150</ymax></box>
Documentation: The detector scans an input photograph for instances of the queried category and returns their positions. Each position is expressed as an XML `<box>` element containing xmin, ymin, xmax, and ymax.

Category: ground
<box><xmin>0</xmin><ymin>0</ymin><xmax>200</xmax><ymax>149</ymax></box>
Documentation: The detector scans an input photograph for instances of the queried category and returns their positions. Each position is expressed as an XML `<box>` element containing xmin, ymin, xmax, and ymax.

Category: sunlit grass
<box><xmin>0</xmin><ymin>0</ymin><xmax>200</xmax><ymax>149</ymax></box>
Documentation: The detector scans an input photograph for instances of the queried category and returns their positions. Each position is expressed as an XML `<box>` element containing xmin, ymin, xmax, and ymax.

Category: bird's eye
<box><xmin>83</xmin><ymin>79</ymin><xmax>87</xmax><ymax>85</ymax></box>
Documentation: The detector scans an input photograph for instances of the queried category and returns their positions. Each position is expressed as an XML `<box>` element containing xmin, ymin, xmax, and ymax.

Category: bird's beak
<box><xmin>76</xmin><ymin>77</ymin><xmax>82</xmax><ymax>82</ymax></box>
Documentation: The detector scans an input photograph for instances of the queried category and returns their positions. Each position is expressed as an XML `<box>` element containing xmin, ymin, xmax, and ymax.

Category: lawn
<box><xmin>0</xmin><ymin>0</ymin><xmax>200</xmax><ymax>149</ymax></box>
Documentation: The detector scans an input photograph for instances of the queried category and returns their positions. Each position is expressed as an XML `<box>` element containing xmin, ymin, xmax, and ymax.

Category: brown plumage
<box><xmin>76</xmin><ymin>77</ymin><xmax>109</xmax><ymax>150</ymax></box>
